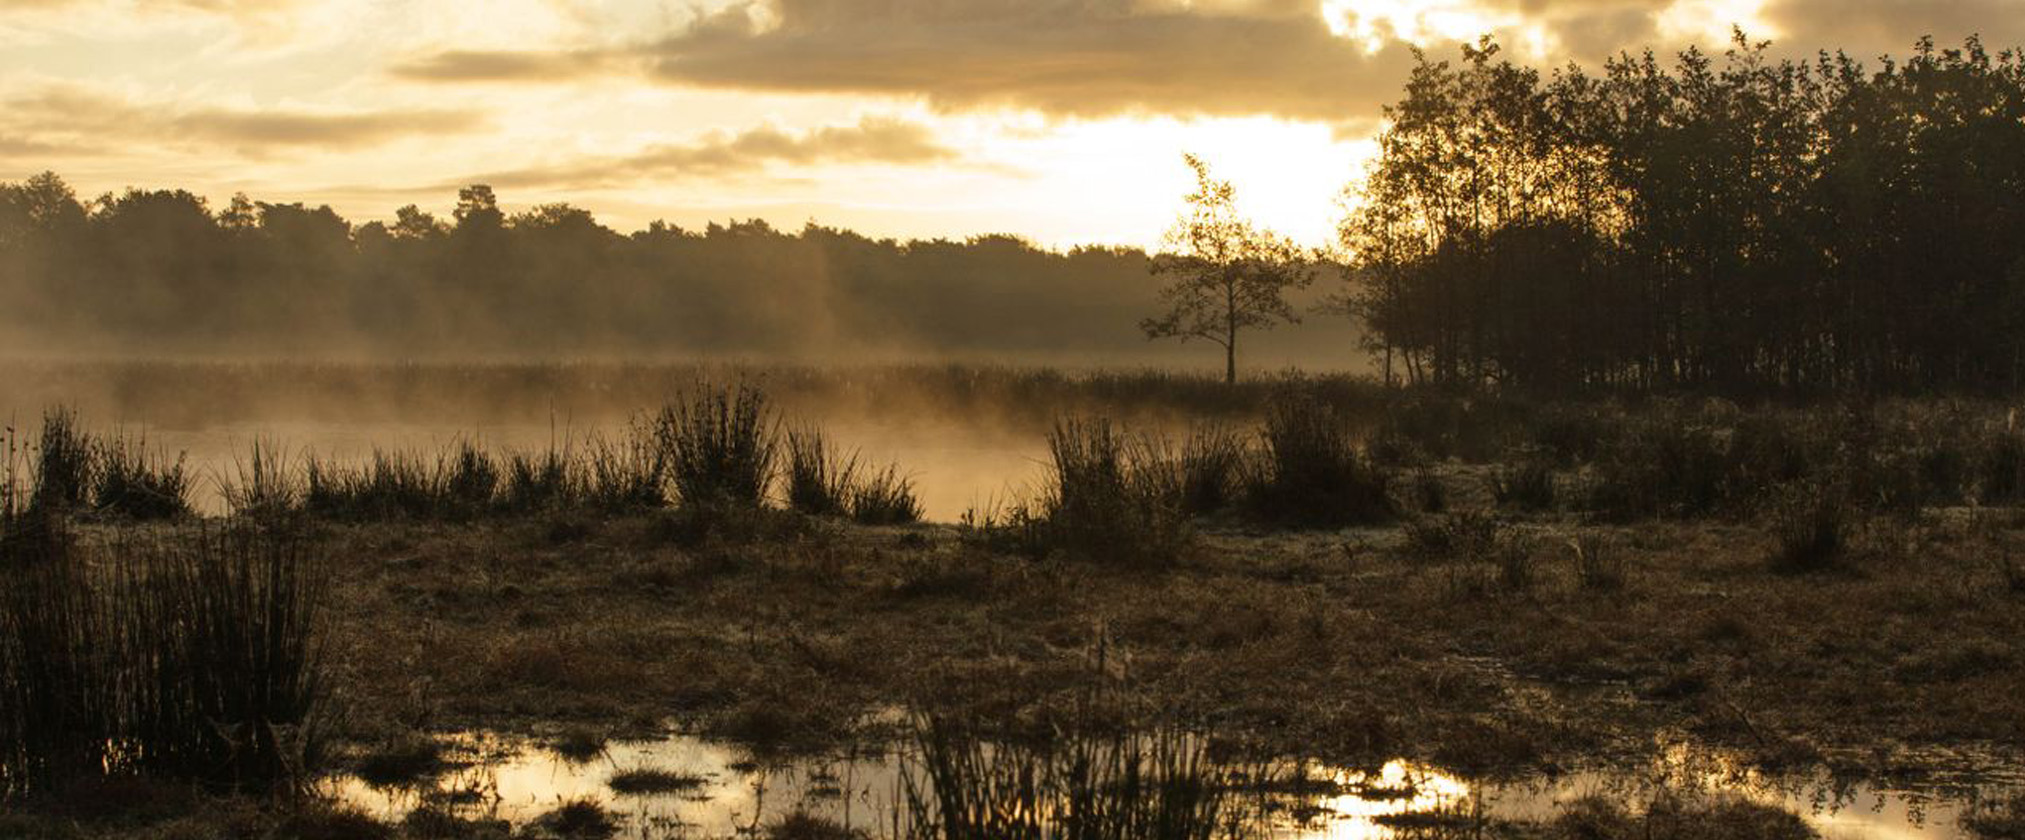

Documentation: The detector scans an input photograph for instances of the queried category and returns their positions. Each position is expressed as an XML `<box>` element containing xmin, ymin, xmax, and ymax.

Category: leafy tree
<box><xmin>1142</xmin><ymin>154</ymin><xmax>1312</xmax><ymax>383</ymax></box>
<box><xmin>1338</xmin><ymin>33</ymin><xmax>2025</xmax><ymax>395</ymax></box>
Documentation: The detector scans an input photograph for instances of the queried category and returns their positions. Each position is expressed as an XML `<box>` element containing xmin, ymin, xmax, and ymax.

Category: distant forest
<box><xmin>8</xmin><ymin>36</ymin><xmax>2025</xmax><ymax>393</ymax></box>
<box><xmin>0</xmin><ymin>178</ymin><xmax>1344</xmax><ymax>368</ymax></box>
<box><xmin>1343</xmin><ymin>35</ymin><xmax>2025</xmax><ymax>394</ymax></box>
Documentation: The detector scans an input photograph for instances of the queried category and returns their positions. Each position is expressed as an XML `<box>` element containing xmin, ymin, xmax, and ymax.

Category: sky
<box><xmin>1</xmin><ymin>0</ymin><xmax>2019</xmax><ymax>249</ymax></box>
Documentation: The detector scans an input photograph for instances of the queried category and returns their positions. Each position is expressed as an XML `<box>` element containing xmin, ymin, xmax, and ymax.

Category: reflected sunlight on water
<box><xmin>332</xmin><ymin>731</ymin><xmax>2012</xmax><ymax>839</ymax></box>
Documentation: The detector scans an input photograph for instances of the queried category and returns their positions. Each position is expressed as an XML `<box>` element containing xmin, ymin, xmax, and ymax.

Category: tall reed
<box><xmin>899</xmin><ymin>719</ymin><xmax>1238</xmax><ymax>840</ymax></box>
<box><xmin>1040</xmin><ymin>418</ymin><xmax>1190</xmax><ymax>566</ymax></box>
<box><xmin>1245</xmin><ymin>397</ymin><xmax>1393</xmax><ymax>528</ymax></box>
<box><xmin>1</xmin><ymin>521</ymin><xmax>331</xmax><ymax>798</ymax></box>
<box><xmin>92</xmin><ymin>431</ymin><xmax>192</xmax><ymax>520</ymax></box>
<box><xmin>655</xmin><ymin>384</ymin><xmax>778</xmax><ymax>509</ymax></box>
<box><xmin>784</xmin><ymin>425</ymin><xmax>856</xmax><ymax>517</ymax></box>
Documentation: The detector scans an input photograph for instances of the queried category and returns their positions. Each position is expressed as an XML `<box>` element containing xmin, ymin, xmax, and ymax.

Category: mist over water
<box><xmin>0</xmin><ymin>360</ymin><xmax>1263</xmax><ymax>522</ymax></box>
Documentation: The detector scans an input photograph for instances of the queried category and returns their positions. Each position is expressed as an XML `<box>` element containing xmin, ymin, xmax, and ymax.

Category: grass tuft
<box><xmin>1037</xmin><ymin>418</ymin><xmax>1189</xmax><ymax>566</ymax></box>
<box><xmin>1245</xmin><ymin>396</ymin><xmax>1393</xmax><ymax>528</ymax></box>
<box><xmin>606</xmin><ymin>767</ymin><xmax>706</xmax><ymax>796</ymax></box>
<box><xmin>656</xmin><ymin>383</ymin><xmax>777</xmax><ymax>509</ymax></box>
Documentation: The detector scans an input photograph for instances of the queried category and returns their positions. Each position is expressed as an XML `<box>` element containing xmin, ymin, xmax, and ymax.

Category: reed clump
<box><xmin>1</xmin><ymin>519</ymin><xmax>332</xmax><ymax>799</ymax></box>
<box><xmin>899</xmin><ymin>718</ymin><xmax>1240</xmax><ymax>840</ymax></box>
<box><xmin>783</xmin><ymin>426</ymin><xmax>921</xmax><ymax>525</ymax></box>
<box><xmin>1037</xmin><ymin>418</ymin><xmax>1190</xmax><ymax>566</ymax></box>
<box><xmin>656</xmin><ymin>383</ymin><xmax>777</xmax><ymax>510</ymax></box>
<box><xmin>1243</xmin><ymin>396</ymin><xmax>1394</xmax><ymax>528</ymax></box>
<box><xmin>6</xmin><ymin>411</ymin><xmax>192</xmax><ymax>522</ymax></box>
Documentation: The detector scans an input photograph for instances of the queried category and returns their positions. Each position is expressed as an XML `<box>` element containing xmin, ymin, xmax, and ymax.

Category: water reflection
<box><xmin>331</xmin><ymin>729</ymin><xmax>2014</xmax><ymax>839</ymax></box>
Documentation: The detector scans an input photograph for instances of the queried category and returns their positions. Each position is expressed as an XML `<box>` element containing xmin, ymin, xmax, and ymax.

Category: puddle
<box><xmin>332</xmin><ymin>730</ymin><xmax>2019</xmax><ymax>839</ymax></box>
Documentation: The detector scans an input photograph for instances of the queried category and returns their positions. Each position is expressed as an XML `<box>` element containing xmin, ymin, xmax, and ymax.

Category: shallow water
<box><xmin>332</xmin><ymin>731</ymin><xmax>2018</xmax><ymax>839</ymax></box>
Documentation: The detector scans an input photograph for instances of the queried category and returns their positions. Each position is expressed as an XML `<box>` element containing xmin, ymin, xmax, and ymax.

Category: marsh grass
<box><xmin>532</xmin><ymin>797</ymin><xmax>616</xmax><ymax>839</ymax></box>
<box><xmin>657</xmin><ymin>383</ymin><xmax>777</xmax><ymax>509</ymax></box>
<box><xmin>784</xmin><ymin>426</ymin><xmax>920</xmax><ymax>525</ymax></box>
<box><xmin>1</xmin><ymin>520</ymin><xmax>331</xmax><ymax>798</ymax></box>
<box><xmin>899</xmin><ymin>719</ymin><xmax>1241</xmax><ymax>840</ymax></box>
<box><xmin>1245</xmin><ymin>396</ymin><xmax>1393</xmax><ymax>528</ymax></box>
<box><xmin>92</xmin><ymin>431</ymin><xmax>191</xmax><ymax>520</ymax></box>
<box><xmin>579</xmin><ymin>429</ymin><xmax>668</xmax><ymax>513</ymax></box>
<box><xmin>958</xmin><ymin>499</ymin><xmax>1049</xmax><ymax>558</ymax></box>
<box><xmin>501</xmin><ymin>448</ymin><xmax>573</xmax><ymax>514</ymax></box>
<box><xmin>353</xmin><ymin>736</ymin><xmax>445</xmax><ymax>788</ymax></box>
<box><xmin>1402</xmin><ymin>510</ymin><xmax>1503</xmax><ymax>563</ymax></box>
<box><xmin>441</xmin><ymin>441</ymin><xmax>500</xmax><ymax>515</ymax></box>
<box><xmin>1176</xmin><ymin>423</ymin><xmax>1244</xmax><ymax>516</ymax></box>
<box><xmin>606</xmin><ymin>767</ymin><xmax>705</xmax><ymax>796</ymax></box>
<box><xmin>850</xmin><ymin>465</ymin><xmax>923</xmax><ymax>525</ymax></box>
<box><xmin>1492</xmin><ymin>458</ymin><xmax>1555</xmax><ymax>512</ymax></box>
<box><xmin>1039</xmin><ymin>418</ymin><xmax>1189</xmax><ymax>566</ymax></box>
<box><xmin>1553</xmin><ymin>792</ymin><xmax>1814</xmax><ymax>840</ymax></box>
<box><xmin>27</xmin><ymin>409</ymin><xmax>91</xmax><ymax>514</ymax></box>
<box><xmin>1585</xmin><ymin>413</ymin><xmax>1731</xmax><ymax>520</ymax></box>
<box><xmin>222</xmin><ymin>440</ymin><xmax>298</xmax><ymax>519</ymax></box>
<box><xmin>785</xmin><ymin>425</ymin><xmax>856</xmax><ymax>517</ymax></box>
<box><xmin>1767</xmin><ymin>480</ymin><xmax>1851</xmax><ymax>574</ymax></box>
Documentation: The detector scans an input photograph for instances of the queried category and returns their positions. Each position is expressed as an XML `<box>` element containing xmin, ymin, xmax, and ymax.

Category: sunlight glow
<box><xmin>1657</xmin><ymin>0</ymin><xmax>1778</xmax><ymax>45</ymax></box>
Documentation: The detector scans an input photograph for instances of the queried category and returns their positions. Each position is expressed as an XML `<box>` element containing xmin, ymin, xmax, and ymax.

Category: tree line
<box><xmin>0</xmin><ymin>177</ymin><xmax>1202</xmax><ymax>363</ymax></box>
<box><xmin>1336</xmin><ymin>33</ymin><xmax>2025</xmax><ymax>394</ymax></box>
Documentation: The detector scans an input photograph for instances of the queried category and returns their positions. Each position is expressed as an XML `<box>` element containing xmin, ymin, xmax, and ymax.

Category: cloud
<box><xmin>1762</xmin><ymin>0</ymin><xmax>2025</xmax><ymax>53</ymax></box>
<box><xmin>1</xmin><ymin>84</ymin><xmax>486</xmax><ymax>155</ymax></box>
<box><xmin>0</xmin><ymin>134</ymin><xmax>68</xmax><ymax>158</ymax></box>
<box><xmin>0</xmin><ymin>0</ymin><xmax>295</xmax><ymax>13</ymax></box>
<box><xmin>389</xmin><ymin>0</ymin><xmax>1425</xmax><ymax>122</ymax></box>
<box><xmin>172</xmin><ymin>109</ymin><xmax>481</xmax><ymax>148</ymax></box>
<box><xmin>387</xmin><ymin>48</ymin><xmax>618</xmax><ymax>83</ymax></box>
<box><xmin>465</xmin><ymin>114</ymin><xmax>961</xmax><ymax>190</ymax></box>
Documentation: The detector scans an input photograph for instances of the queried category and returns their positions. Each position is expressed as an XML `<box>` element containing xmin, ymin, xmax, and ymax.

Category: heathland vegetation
<box><xmin>2</xmin><ymin>371</ymin><xmax>2022</xmax><ymax>838</ymax></box>
<box><xmin>3</xmin><ymin>29</ymin><xmax>2025</xmax><ymax>840</ymax></box>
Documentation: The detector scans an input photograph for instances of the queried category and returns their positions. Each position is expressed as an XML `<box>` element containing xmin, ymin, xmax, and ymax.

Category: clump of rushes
<box><xmin>500</xmin><ymin>447</ymin><xmax>572</xmax><ymax>514</ymax></box>
<box><xmin>657</xmin><ymin>383</ymin><xmax>777</xmax><ymax>509</ymax></box>
<box><xmin>92</xmin><ymin>430</ymin><xmax>191</xmax><ymax>521</ymax></box>
<box><xmin>441</xmin><ymin>440</ymin><xmax>500</xmax><ymax>517</ymax></box>
<box><xmin>784</xmin><ymin>425</ymin><xmax>856</xmax><ymax>517</ymax></box>
<box><xmin>1038</xmin><ymin>418</ymin><xmax>1189</xmax><ymax>566</ymax></box>
<box><xmin>580</xmin><ymin>428</ymin><xmax>665</xmax><ymax>513</ymax></box>
<box><xmin>1767</xmin><ymin>479</ymin><xmax>1850</xmax><ymax>574</ymax></box>
<box><xmin>1570</xmin><ymin>533</ymin><xmax>1627</xmax><ymax>591</ymax></box>
<box><xmin>1177</xmin><ymin>422</ymin><xmax>1245</xmax><ymax>515</ymax></box>
<box><xmin>222</xmin><ymin>440</ymin><xmax>297</xmax><ymax>519</ymax></box>
<box><xmin>850</xmin><ymin>465</ymin><xmax>922</xmax><ymax>525</ymax></box>
<box><xmin>1</xmin><ymin>522</ymin><xmax>332</xmax><ymax>798</ymax></box>
<box><xmin>1492</xmin><ymin>457</ymin><xmax>1555</xmax><ymax>512</ymax></box>
<box><xmin>28</xmin><ymin>408</ymin><xmax>93</xmax><ymax>514</ymax></box>
<box><xmin>1403</xmin><ymin>509</ymin><xmax>1504</xmax><ymax>563</ymax></box>
<box><xmin>782</xmin><ymin>424</ymin><xmax>920</xmax><ymax>524</ymax></box>
<box><xmin>1245</xmin><ymin>396</ymin><xmax>1393</xmax><ymax>528</ymax></box>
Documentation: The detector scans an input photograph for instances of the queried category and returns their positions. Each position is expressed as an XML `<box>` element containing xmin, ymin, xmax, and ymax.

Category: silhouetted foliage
<box><xmin>1340</xmin><ymin>33</ymin><xmax>2025</xmax><ymax>395</ymax></box>
<box><xmin>0</xmin><ymin>176</ymin><xmax>1210</xmax><ymax>364</ymax></box>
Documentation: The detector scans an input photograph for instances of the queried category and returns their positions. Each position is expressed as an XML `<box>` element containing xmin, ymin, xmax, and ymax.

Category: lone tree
<box><xmin>1142</xmin><ymin>154</ymin><xmax>1311</xmax><ymax>384</ymax></box>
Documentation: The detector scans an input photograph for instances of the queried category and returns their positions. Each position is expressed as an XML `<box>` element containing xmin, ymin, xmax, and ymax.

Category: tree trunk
<box><xmin>1225</xmin><ymin>339</ymin><xmax>1236</xmax><ymax>385</ymax></box>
